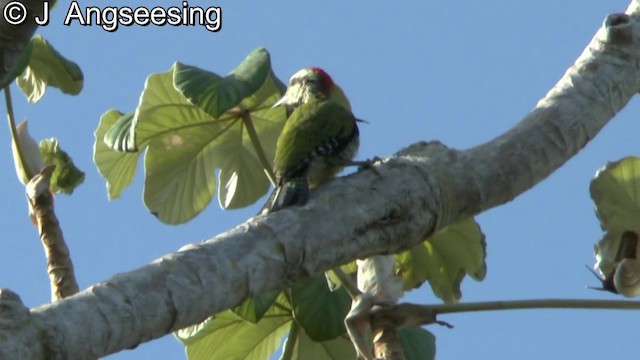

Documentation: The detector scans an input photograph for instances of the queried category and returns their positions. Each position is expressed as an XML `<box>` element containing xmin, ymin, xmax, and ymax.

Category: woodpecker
<box><xmin>262</xmin><ymin>67</ymin><xmax>360</xmax><ymax>213</ymax></box>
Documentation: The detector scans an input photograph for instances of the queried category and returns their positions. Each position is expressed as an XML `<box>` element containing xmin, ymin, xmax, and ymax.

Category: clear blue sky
<box><xmin>0</xmin><ymin>1</ymin><xmax>636</xmax><ymax>359</ymax></box>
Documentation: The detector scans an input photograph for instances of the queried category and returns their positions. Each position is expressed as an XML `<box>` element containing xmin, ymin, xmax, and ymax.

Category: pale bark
<box><xmin>2</xmin><ymin>3</ymin><xmax>640</xmax><ymax>360</ymax></box>
<box><xmin>26</xmin><ymin>166</ymin><xmax>79</xmax><ymax>301</ymax></box>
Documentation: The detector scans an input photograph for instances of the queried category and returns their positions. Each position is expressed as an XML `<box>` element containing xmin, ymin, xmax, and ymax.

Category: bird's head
<box><xmin>273</xmin><ymin>67</ymin><xmax>335</xmax><ymax>108</ymax></box>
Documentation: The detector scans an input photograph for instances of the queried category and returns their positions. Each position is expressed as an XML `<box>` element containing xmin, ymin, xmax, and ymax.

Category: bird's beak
<box><xmin>272</xmin><ymin>96</ymin><xmax>287</xmax><ymax>108</ymax></box>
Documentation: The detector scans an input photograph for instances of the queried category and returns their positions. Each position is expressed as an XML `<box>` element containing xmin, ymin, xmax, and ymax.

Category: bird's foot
<box><xmin>355</xmin><ymin>157</ymin><xmax>383</xmax><ymax>176</ymax></box>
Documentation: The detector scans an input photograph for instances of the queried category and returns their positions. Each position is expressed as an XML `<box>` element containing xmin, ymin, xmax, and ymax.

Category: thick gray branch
<box><xmin>2</xmin><ymin>4</ymin><xmax>640</xmax><ymax>360</ymax></box>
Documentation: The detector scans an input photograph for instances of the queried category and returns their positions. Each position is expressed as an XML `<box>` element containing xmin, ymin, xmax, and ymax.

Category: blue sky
<box><xmin>0</xmin><ymin>1</ymin><xmax>637</xmax><ymax>359</ymax></box>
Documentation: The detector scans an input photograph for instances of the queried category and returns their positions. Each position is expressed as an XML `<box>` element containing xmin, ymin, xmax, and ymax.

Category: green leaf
<box><xmin>232</xmin><ymin>289</ymin><xmax>281</xmax><ymax>323</ymax></box>
<box><xmin>399</xmin><ymin>326</ymin><xmax>436</xmax><ymax>360</ymax></box>
<box><xmin>590</xmin><ymin>157</ymin><xmax>640</xmax><ymax>233</ymax></box>
<box><xmin>396</xmin><ymin>217</ymin><xmax>486</xmax><ymax>303</ymax></box>
<box><xmin>176</xmin><ymin>297</ymin><xmax>291</xmax><ymax>360</ymax></box>
<box><xmin>590</xmin><ymin>158</ymin><xmax>640</xmax><ymax>292</ymax></box>
<box><xmin>0</xmin><ymin>40</ymin><xmax>34</xmax><ymax>88</ymax></box>
<box><xmin>16</xmin><ymin>35</ymin><xmax>83</xmax><ymax>103</ymax></box>
<box><xmin>39</xmin><ymin>138</ymin><xmax>84</xmax><ymax>194</ymax></box>
<box><xmin>93</xmin><ymin>109</ymin><xmax>140</xmax><ymax>199</ymax></box>
<box><xmin>103</xmin><ymin>112</ymin><xmax>138</xmax><ymax>152</ymax></box>
<box><xmin>291</xmin><ymin>276</ymin><xmax>350</xmax><ymax>341</ymax></box>
<box><xmin>174</xmin><ymin>47</ymin><xmax>272</xmax><ymax>117</ymax></box>
<box><xmin>95</xmin><ymin>48</ymin><xmax>287</xmax><ymax>224</ymax></box>
<box><xmin>290</xmin><ymin>329</ymin><xmax>356</xmax><ymax>360</ymax></box>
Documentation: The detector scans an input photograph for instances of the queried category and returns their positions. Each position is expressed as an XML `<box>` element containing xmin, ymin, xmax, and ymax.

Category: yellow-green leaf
<box><xmin>16</xmin><ymin>35</ymin><xmax>83</xmax><ymax>103</ymax></box>
<box><xmin>232</xmin><ymin>289</ymin><xmax>282</xmax><ymax>323</ymax></box>
<box><xmin>39</xmin><ymin>138</ymin><xmax>84</xmax><ymax>194</ymax></box>
<box><xmin>396</xmin><ymin>217</ymin><xmax>486</xmax><ymax>303</ymax></box>
<box><xmin>93</xmin><ymin>109</ymin><xmax>140</xmax><ymax>199</ymax></box>
<box><xmin>176</xmin><ymin>296</ymin><xmax>291</xmax><ymax>360</ymax></box>
<box><xmin>94</xmin><ymin>49</ymin><xmax>287</xmax><ymax>224</ymax></box>
<box><xmin>590</xmin><ymin>157</ymin><xmax>640</xmax><ymax>233</ymax></box>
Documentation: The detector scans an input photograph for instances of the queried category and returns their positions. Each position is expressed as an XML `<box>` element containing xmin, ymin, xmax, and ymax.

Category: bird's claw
<box><xmin>356</xmin><ymin>156</ymin><xmax>383</xmax><ymax>177</ymax></box>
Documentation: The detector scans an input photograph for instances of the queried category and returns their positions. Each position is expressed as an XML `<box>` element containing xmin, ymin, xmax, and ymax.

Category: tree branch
<box><xmin>26</xmin><ymin>166</ymin><xmax>79</xmax><ymax>301</ymax></box>
<box><xmin>2</xmin><ymin>3</ymin><xmax>640</xmax><ymax>359</ymax></box>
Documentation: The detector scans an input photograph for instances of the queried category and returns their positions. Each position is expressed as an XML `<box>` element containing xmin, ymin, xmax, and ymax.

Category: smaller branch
<box><xmin>4</xmin><ymin>86</ymin><xmax>30</xmax><ymax>180</ymax></box>
<box><xmin>26</xmin><ymin>166</ymin><xmax>79</xmax><ymax>301</ymax></box>
<box><xmin>427</xmin><ymin>298</ymin><xmax>640</xmax><ymax>314</ymax></box>
<box><xmin>279</xmin><ymin>320</ymin><xmax>299</xmax><ymax>360</ymax></box>
<box><xmin>240</xmin><ymin>109</ymin><xmax>277</xmax><ymax>185</ymax></box>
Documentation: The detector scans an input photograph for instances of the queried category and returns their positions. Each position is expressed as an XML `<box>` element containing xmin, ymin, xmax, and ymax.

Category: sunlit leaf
<box><xmin>39</xmin><ymin>138</ymin><xmax>84</xmax><ymax>194</ymax></box>
<box><xmin>590</xmin><ymin>157</ymin><xmax>640</xmax><ymax>233</ymax></box>
<box><xmin>174</xmin><ymin>47</ymin><xmax>273</xmax><ymax>117</ymax></box>
<box><xmin>291</xmin><ymin>276</ymin><xmax>350</xmax><ymax>341</ymax></box>
<box><xmin>103</xmin><ymin>112</ymin><xmax>138</xmax><ymax>152</ymax></box>
<box><xmin>590</xmin><ymin>158</ymin><xmax>640</xmax><ymax>296</ymax></box>
<box><xmin>396</xmin><ymin>217</ymin><xmax>486</xmax><ymax>303</ymax></box>
<box><xmin>232</xmin><ymin>289</ymin><xmax>281</xmax><ymax>323</ymax></box>
<box><xmin>176</xmin><ymin>295</ymin><xmax>291</xmax><ymax>360</ymax></box>
<box><xmin>95</xmin><ymin>48</ymin><xmax>287</xmax><ymax>224</ymax></box>
<box><xmin>93</xmin><ymin>109</ymin><xmax>140</xmax><ymax>199</ymax></box>
<box><xmin>16</xmin><ymin>35</ymin><xmax>83</xmax><ymax>103</ymax></box>
<box><xmin>399</xmin><ymin>326</ymin><xmax>436</xmax><ymax>360</ymax></box>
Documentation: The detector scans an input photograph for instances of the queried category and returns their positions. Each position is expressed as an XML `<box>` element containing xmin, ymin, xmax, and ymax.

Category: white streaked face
<box><xmin>273</xmin><ymin>68</ymin><xmax>325</xmax><ymax>108</ymax></box>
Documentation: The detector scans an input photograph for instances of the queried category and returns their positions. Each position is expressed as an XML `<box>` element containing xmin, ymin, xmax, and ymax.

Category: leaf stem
<box><xmin>240</xmin><ymin>109</ymin><xmax>277</xmax><ymax>185</ymax></box>
<box><xmin>5</xmin><ymin>85</ymin><xmax>31</xmax><ymax>180</ymax></box>
<box><xmin>279</xmin><ymin>319</ymin><xmax>299</xmax><ymax>360</ymax></box>
<box><xmin>426</xmin><ymin>298</ymin><xmax>640</xmax><ymax>315</ymax></box>
<box><xmin>329</xmin><ymin>267</ymin><xmax>361</xmax><ymax>299</ymax></box>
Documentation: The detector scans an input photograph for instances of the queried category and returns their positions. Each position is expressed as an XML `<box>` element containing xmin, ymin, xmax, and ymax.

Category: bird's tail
<box><xmin>259</xmin><ymin>178</ymin><xmax>309</xmax><ymax>215</ymax></box>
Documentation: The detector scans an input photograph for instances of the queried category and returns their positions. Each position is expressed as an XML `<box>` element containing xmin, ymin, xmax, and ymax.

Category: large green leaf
<box><xmin>93</xmin><ymin>110</ymin><xmax>140</xmax><ymax>199</ymax></box>
<box><xmin>590</xmin><ymin>157</ymin><xmax>640</xmax><ymax>232</ymax></box>
<box><xmin>396</xmin><ymin>217</ymin><xmax>486</xmax><ymax>303</ymax></box>
<box><xmin>16</xmin><ymin>35</ymin><xmax>83</xmax><ymax>103</ymax></box>
<box><xmin>94</xmin><ymin>49</ymin><xmax>287</xmax><ymax>224</ymax></box>
<box><xmin>233</xmin><ymin>289</ymin><xmax>282</xmax><ymax>323</ymax></box>
<box><xmin>39</xmin><ymin>138</ymin><xmax>84</xmax><ymax>194</ymax></box>
<box><xmin>291</xmin><ymin>276</ymin><xmax>351</xmax><ymax>342</ymax></box>
<box><xmin>173</xmin><ymin>47</ymin><xmax>274</xmax><ymax>118</ymax></box>
<box><xmin>176</xmin><ymin>309</ymin><xmax>291</xmax><ymax>360</ymax></box>
<box><xmin>399</xmin><ymin>326</ymin><xmax>436</xmax><ymax>360</ymax></box>
<box><xmin>590</xmin><ymin>157</ymin><xmax>640</xmax><ymax>294</ymax></box>
<box><xmin>289</xmin><ymin>328</ymin><xmax>356</xmax><ymax>360</ymax></box>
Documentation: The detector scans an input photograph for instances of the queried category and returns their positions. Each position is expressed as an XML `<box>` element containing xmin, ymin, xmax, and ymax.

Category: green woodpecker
<box><xmin>262</xmin><ymin>67</ymin><xmax>360</xmax><ymax>213</ymax></box>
